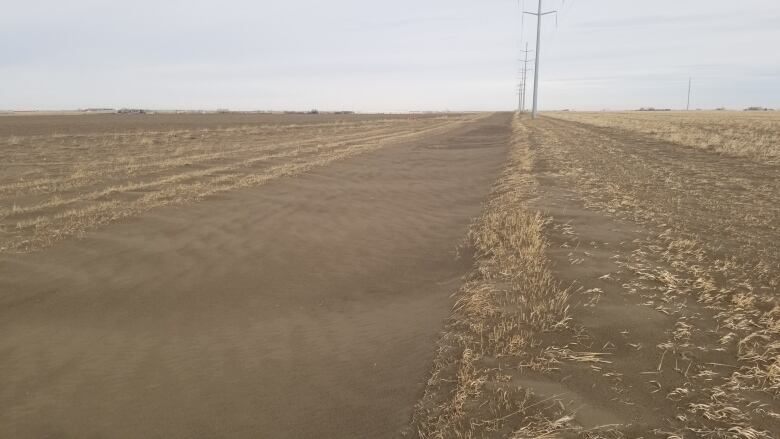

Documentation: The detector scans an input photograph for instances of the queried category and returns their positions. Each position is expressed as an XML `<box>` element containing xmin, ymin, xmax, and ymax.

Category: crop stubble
<box><xmin>410</xmin><ymin>112</ymin><xmax>779</xmax><ymax>438</ymax></box>
<box><xmin>0</xmin><ymin>114</ymin><xmax>481</xmax><ymax>253</ymax></box>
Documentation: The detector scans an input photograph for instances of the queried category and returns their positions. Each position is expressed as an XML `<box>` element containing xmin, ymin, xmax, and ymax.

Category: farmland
<box><xmin>411</xmin><ymin>111</ymin><xmax>780</xmax><ymax>438</ymax></box>
<box><xmin>1</xmin><ymin>110</ymin><xmax>778</xmax><ymax>438</ymax></box>
<box><xmin>547</xmin><ymin>110</ymin><xmax>780</xmax><ymax>163</ymax></box>
<box><xmin>0</xmin><ymin>113</ymin><xmax>476</xmax><ymax>253</ymax></box>
<box><xmin>0</xmin><ymin>112</ymin><xmax>510</xmax><ymax>438</ymax></box>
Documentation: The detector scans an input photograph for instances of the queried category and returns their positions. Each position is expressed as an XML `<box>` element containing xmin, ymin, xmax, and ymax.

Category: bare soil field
<box><xmin>0</xmin><ymin>112</ymin><xmax>443</xmax><ymax>136</ymax></box>
<box><xmin>0</xmin><ymin>112</ymin><xmax>510</xmax><ymax>438</ymax></box>
<box><xmin>0</xmin><ymin>113</ymin><xmax>474</xmax><ymax>253</ymax></box>
<box><xmin>3</xmin><ymin>110</ymin><xmax>778</xmax><ymax>438</ymax></box>
<box><xmin>410</xmin><ymin>113</ymin><xmax>779</xmax><ymax>438</ymax></box>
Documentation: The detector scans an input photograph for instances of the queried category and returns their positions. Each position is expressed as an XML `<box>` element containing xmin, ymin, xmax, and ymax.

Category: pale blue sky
<box><xmin>1</xmin><ymin>0</ymin><xmax>778</xmax><ymax>111</ymax></box>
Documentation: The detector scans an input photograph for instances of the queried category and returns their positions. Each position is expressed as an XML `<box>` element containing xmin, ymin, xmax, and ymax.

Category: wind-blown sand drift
<box><xmin>0</xmin><ymin>113</ymin><xmax>511</xmax><ymax>438</ymax></box>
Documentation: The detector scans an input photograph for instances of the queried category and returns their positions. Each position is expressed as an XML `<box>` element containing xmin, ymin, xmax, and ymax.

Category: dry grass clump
<box><xmin>411</xmin><ymin>116</ymin><xmax>594</xmax><ymax>438</ymax></box>
<box><xmin>546</xmin><ymin>111</ymin><xmax>780</xmax><ymax>164</ymax></box>
<box><xmin>0</xmin><ymin>114</ymin><xmax>479</xmax><ymax>253</ymax></box>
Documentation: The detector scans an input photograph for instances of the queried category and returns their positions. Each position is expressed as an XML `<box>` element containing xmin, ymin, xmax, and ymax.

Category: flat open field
<box><xmin>546</xmin><ymin>110</ymin><xmax>780</xmax><ymax>163</ymax></box>
<box><xmin>0</xmin><ymin>112</ymin><xmax>443</xmax><ymax>136</ymax></box>
<box><xmin>411</xmin><ymin>111</ymin><xmax>779</xmax><ymax>438</ymax></box>
<box><xmin>0</xmin><ymin>112</ymin><xmax>510</xmax><ymax>438</ymax></box>
<box><xmin>0</xmin><ymin>112</ymin><xmax>473</xmax><ymax>253</ymax></box>
<box><xmin>2</xmin><ymin>111</ymin><xmax>778</xmax><ymax>438</ymax></box>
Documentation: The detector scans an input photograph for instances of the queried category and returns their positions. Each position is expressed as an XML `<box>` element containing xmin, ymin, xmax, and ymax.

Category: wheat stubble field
<box><xmin>1</xmin><ymin>110</ymin><xmax>779</xmax><ymax>438</ymax></box>
<box><xmin>0</xmin><ymin>113</ymin><xmax>481</xmax><ymax>253</ymax></box>
<box><xmin>410</xmin><ymin>111</ymin><xmax>779</xmax><ymax>438</ymax></box>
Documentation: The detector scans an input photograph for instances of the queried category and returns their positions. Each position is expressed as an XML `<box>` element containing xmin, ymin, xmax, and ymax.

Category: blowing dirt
<box><xmin>0</xmin><ymin>113</ymin><xmax>511</xmax><ymax>438</ymax></box>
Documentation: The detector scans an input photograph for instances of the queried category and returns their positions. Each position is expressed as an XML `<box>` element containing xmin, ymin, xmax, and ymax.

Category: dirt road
<box><xmin>0</xmin><ymin>114</ymin><xmax>510</xmax><ymax>438</ymax></box>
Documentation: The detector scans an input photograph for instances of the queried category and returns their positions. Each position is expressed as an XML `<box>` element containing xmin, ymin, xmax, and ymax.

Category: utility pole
<box><xmin>686</xmin><ymin>77</ymin><xmax>692</xmax><ymax>110</ymax></box>
<box><xmin>518</xmin><ymin>43</ymin><xmax>533</xmax><ymax>112</ymax></box>
<box><xmin>518</xmin><ymin>84</ymin><xmax>523</xmax><ymax>111</ymax></box>
<box><xmin>524</xmin><ymin>0</ymin><xmax>556</xmax><ymax>119</ymax></box>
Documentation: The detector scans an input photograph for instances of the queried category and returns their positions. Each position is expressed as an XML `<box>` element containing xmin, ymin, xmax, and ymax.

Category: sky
<box><xmin>1</xmin><ymin>0</ymin><xmax>779</xmax><ymax>112</ymax></box>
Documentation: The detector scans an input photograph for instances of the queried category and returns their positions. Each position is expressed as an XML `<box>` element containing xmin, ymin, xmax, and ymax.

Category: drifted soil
<box><xmin>0</xmin><ymin>114</ymin><xmax>511</xmax><ymax>438</ymax></box>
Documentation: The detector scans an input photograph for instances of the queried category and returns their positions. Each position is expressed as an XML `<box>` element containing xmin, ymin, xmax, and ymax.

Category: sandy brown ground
<box><xmin>0</xmin><ymin>113</ymin><xmax>510</xmax><ymax>438</ymax></box>
<box><xmin>0</xmin><ymin>112</ymin><xmax>445</xmax><ymax>136</ymax></box>
<box><xmin>410</xmin><ymin>114</ymin><xmax>779</xmax><ymax>438</ymax></box>
<box><xmin>529</xmin><ymin>116</ymin><xmax>779</xmax><ymax>436</ymax></box>
<box><xmin>0</xmin><ymin>113</ymin><xmax>476</xmax><ymax>253</ymax></box>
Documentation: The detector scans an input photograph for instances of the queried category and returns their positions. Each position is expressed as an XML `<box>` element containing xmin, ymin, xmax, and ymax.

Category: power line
<box><xmin>518</xmin><ymin>43</ymin><xmax>534</xmax><ymax>112</ymax></box>
<box><xmin>524</xmin><ymin>0</ymin><xmax>557</xmax><ymax>119</ymax></box>
<box><xmin>516</xmin><ymin>0</ymin><xmax>531</xmax><ymax>113</ymax></box>
<box><xmin>519</xmin><ymin>0</ymin><xmax>526</xmax><ymax>42</ymax></box>
<box><xmin>559</xmin><ymin>0</ymin><xmax>576</xmax><ymax>23</ymax></box>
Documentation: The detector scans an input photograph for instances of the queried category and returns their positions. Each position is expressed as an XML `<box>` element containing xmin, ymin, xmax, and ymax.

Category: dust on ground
<box><xmin>0</xmin><ymin>114</ymin><xmax>510</xmax><ymax>438</ymax></box>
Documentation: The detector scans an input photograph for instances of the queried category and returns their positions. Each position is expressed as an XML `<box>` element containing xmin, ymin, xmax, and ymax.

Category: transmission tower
<box><xmin>518</xmin><ymin>43</ymin><xmax>534</xmax><ymax>112</ymax></box>
<box><xmin>524</xmin><ymin>0</ymin><xmax>557</xmax><ymax>119</ymax></box>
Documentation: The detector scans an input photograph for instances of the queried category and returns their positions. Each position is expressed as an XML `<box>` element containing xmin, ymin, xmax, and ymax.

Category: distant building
<box><xmin>117</xmin><ymin>108</ymin><xmax>147</xmax><ymax>114</ymax></box>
